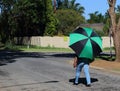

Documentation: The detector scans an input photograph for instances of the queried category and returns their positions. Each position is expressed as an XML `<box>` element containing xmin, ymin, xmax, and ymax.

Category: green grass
<box><xmin>21</xmin><ymin>47</ymin><xmax>73</xmax><ymax>52</ymax></box>
<box><xmin>0</xmin><ymin>44</ymin><xmax>115</xmax><ymax>53</ymax></box>
<box><xmin>103</xmin><ymin>47</ymin><xmax>115</xmax><ymax>52</ymax></box>
<box><xmin>3</xmin><ymin>45</ymin><xmax>74</xmax><ymax>53</ymax></box>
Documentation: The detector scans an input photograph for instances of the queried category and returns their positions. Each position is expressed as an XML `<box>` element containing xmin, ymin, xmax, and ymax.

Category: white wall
<box><xmin>14</xmin><ymin>36</ymin><xmax>114</xmax><ymax>48</ymax></box>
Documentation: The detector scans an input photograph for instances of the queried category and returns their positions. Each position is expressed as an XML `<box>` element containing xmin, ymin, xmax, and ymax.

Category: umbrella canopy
<box><xmin>69</xmin><ymin>27</ymin><xmax>102</xmax><ymax>60</ymax></box>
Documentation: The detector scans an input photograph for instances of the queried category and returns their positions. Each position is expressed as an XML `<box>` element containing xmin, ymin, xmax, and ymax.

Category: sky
<box><xmin>75</xmin><ymin>0</ymin><xmax>120</xmax><ymax>19</ymax></box>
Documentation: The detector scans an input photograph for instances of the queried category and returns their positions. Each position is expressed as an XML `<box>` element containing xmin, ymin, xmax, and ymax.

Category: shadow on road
<box><xmin>0</xmin><ymin>49</ymin><xmax>115</xmax><ymax>66</ymax></box>
<box><xmin>51</xmin><ymin>53</ymin><xmax>75</xmax><ymax>58</ymax></box>
<box><xmin>0</xmin><ymin>80</ymin><xmax>59</xmax><ymax>89</ymax></box>
<box><xmin>51</xmin><ymin>52</ymin><xmax>109</xmax><ymax>58</ymax></box>
<box><xmin>97</xmin><ymin>52</ymin><xmax>115</xmax><ymax>61</ymax></box>
<box><xmin>69</xmin><ymin>77</ymin><xmax>98</xmax><ymax>85</ymax></box>
<box><xmin>0</xmin><ymin>49</ymin><xmax>45</xmax><ymax>66</ymax></box>
<box><xmin>52</xmin><ymin>52</ymin><xmax>116</xmax><ymax>62</ymax></box>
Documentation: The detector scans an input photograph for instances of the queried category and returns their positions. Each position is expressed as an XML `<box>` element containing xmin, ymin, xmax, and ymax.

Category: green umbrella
<box><xmin>69</xmin><ymin>27</ymin><xmax>102</xmax><ymax>60</ymax></box>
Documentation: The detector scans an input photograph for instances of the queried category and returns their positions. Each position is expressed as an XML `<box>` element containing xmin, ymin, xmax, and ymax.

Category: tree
<box><xmin>107</xmin><ymin>0</ymin><xmax>120</xmax><ymax>62</ymax></box>
<box><xmin>57</xmin><ymin>0</ymin><xmax>84</xmax><ymax>15</ymax></box>
<box><xmin>0</xmin><ymin>0</ymin><xmax>15</xmax><ymax>43</ymax></box>
<box><xmin>44</xmin><ymin>0</ymin><xmax>57</xmax><ymax>36</ymax></box>
<box><xmin>55</xmin><ymin>0</ymin><xmax>85</xmax><ymax>35</ymax></box>
<box><xmin>102</xmin><ymin>5</ymin><xmax>120</xmax><ymax>36</ymax></box>
<box><xmin>10</xmin><ymin>0</ymin><xmax>47</xmax><ymax>36</ymax></box>
<box><xmin>68</xmin><ymin>0</ymin><xmax>85</xmax><ymax>15</ymax></box>
<box><xmin>87</xmin><ymin>11</ymin><xmax>104</xmax><ymax>23</ymax></box>
<box><xmin>55</xmin><ymin>9</ymin><xmax>85</xmax><ymax>35</ymax></box>
<box><xmin>103</xmin><ymin>12</ymin><xmax>111</xmax><ymax>35</ymax></box>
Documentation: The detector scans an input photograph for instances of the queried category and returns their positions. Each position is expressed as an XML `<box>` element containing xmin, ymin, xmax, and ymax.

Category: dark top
<box><xmin>77</xmin><ymin>57</ymin><xmax>90</xmax><ymax>65</ymax></box>
<box><xmin>75</xmin><ymin>55</ymin><xmax>94</xmax><ymax>65</ymax></box>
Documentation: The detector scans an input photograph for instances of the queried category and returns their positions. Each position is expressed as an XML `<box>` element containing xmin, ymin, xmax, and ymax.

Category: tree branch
<box><xmin>107</xmin><ymin>0</ymin><xmax>112</xmax><ymax>7</ymax></box>
<box><xmin>107</xmin><ymin>0</ymin><xmax>116</xmax><ymax>7</ymax></box>
<box><xmin>107</xmin><ymin>0</ymin><xmax>117</xmax><ymax>36</ymax></box>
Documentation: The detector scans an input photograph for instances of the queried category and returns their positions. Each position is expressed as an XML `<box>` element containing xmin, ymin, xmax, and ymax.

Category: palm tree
<box><xmin>87</xmin><ymin>11</ymin><xmax>104</xmax><ymax>23</ymax></box>
<box><xmin>56</xmin><ymin>0</ymin><xmax>84</xmax><ymax>15</ymax></box>
<box><xmin>88</xmin><ymin>11</ymin><xmax>98</xmax><ymax>23</ymax></box>
<box><xmin>69</xmin><ymin>0</ymin><xmax>84</xmax><ymax>15</ymax></box>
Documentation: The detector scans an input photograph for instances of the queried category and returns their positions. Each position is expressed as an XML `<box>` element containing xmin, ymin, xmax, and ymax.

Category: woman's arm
<box><xmin>73</xmin><ymin>57</ymin><xmax>78</xmax><ymax>68</ymax></box>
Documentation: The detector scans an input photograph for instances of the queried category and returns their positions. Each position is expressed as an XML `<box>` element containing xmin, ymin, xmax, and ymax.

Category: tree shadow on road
<box><xmin>0</xmin><ymin>80</ymin><xmax>60</xmax><ymax>89</ymax></box>
<box><xmin>69</xmin><ymin>77</ymin><xmax>98</xmax><ymax>85</ymax></box>
<box><xmin>0</xmin><ymin>49</ymin><xmax>45</xmax><ymax>66</ymax></box>
<box><xmin>97</xmin><ymin>52</ymin><xmax>115</xmax><ymax>61</ymax></box>
<box><xmin>51</xmin><ymin>53</ymin><xmax>75</xmax><ymax>58</ymax></box>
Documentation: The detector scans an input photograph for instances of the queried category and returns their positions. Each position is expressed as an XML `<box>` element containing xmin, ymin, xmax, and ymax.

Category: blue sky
<box><xmin>75</xmin><ymin>0</ymin><xmax>120</xmax><ymax>19</ymax></box>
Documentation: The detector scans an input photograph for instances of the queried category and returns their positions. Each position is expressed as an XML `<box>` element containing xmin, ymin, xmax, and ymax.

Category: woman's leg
<box><xmin>83</xmin><ymin>64</ymin><xmax>91</xmax><ymax>85</ymax></box>
<box><xmin>75</xmin><ymin>62</ymin><xmax>84</xmax><ymax>84</ymax></box>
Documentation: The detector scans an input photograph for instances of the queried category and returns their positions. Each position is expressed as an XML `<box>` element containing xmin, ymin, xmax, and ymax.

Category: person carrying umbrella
<box><xmin>73</xmin><ymin>55</ymin><xmax>92</xmax><ymax>87</ymax></box>
<box><xmin>69</xmin><ymin>27</ymin><xmax>102</xmax><ymax>87</ymax></box>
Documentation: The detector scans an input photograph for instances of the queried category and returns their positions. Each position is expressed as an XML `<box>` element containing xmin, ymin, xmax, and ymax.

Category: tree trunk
<box><xmin>54</xmin><ymin>0</ymin><xmax>56</xmax><ymax>13</ymax></box>
<box><xmin>112</xmin><ymin>29</ymin><xmax>120</xmax><ymax>62</ymax></box>
<box><xmin>107</xmin><ymin>0</ymin><xmax>120</xmax><ymax>62</ymax></box>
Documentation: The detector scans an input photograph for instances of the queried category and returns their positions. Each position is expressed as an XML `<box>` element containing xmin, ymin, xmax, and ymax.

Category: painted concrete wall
<box><xmin>14</xmin><ymin>36</ymin><xmax>114</xmax><ymax>48</ymax></box>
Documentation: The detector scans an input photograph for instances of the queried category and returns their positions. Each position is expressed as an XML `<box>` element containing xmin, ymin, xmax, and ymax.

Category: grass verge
<box><xmin>3</xmin><ymin>45</ymin><xmax>74</xmax><ymax>53</ymax></box>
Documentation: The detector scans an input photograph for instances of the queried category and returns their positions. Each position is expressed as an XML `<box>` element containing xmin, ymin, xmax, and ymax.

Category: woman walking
<box><xmin>73</xmin><ymin>56</ymin><xmax>92</xmax><ymax>87</ymax></box>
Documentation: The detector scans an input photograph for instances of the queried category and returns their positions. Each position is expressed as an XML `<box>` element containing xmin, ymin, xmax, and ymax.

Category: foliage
<box><xmin>0</xmin><ymin>0</ymin><xmax>15</xmax><ymax>43</ymax></box>
<box><xmin>87</xmin><ymin>11</ymin><xmax>104</xmax><ymax>23</ymax></box>
<box><xmin>102</xmin><ymin>12</ymin><xmax>111</xmax><ymax>36</ymax></box>
<box><xmin>1</xmin><ymin>0</ymin><xmax>120</xmax><ymax>45</ymax></box>
<box><xmin>10</xmin><ymin>0</ymin><xmax>47</xmax><ymax>36</ymax></box>
<box><xmin>56</xmin><ymin>0</ymin><xmax>84</xmax><ymax>15</ymax></box>
<box><xmin>86</xmin><ymin>5</ymin><xmax>120</xmax><ymax>36</ymax></box>
<box><xmin>0</xmin><ymin>0</ymin><xmax>85</xmax><ymax>41</ymax></box>
<box><xmin>0</xmin><ymin>0</ymin><xmax>58</xmax><ymax>42</ymax></box>
<box><xmin>54</xmin><ymin>0</ymin><xmax>85</xmax><ymax>35</ymax></box>
<box><xmin>44</xmin><ymin>0</ymin><xmax>58</xmax><ymax>36</ymax></box>
<box><xmin>55</xmin><ymin>9</ymin><xmax>85</xmax><ymax>35</ymax></box>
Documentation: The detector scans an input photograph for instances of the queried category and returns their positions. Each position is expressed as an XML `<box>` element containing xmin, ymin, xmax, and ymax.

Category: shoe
<box><xmin>73</xmin><ymin>82</ymin><xmax>78</xmax><ymax>85</ymax></box>
<box><xmin>86</xmin><ymin>84</ymin><xmax>91</xmax><ymax>87</ymax></box>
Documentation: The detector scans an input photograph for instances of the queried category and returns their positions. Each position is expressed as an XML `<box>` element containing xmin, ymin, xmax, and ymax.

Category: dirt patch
<box><xmin>69</xmin><ymin>58</ymin><xmax>120</xmax><ymax>74</ymax></box>
<box><xmin>91</xmin><ymin>60</ymin><xmax>120</xmax><ymax>72</ymax></box>
<box><xmin>70</xmin><ymin>59</ymin><xmax>120</xmax><ymax>73</ymax></box>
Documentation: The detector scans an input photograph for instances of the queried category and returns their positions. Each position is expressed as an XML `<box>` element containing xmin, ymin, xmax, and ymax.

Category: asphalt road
<box><xmin>0</xmin><ymin>51</ymin><xmax>120</xmax><ymax>91</ymax></box>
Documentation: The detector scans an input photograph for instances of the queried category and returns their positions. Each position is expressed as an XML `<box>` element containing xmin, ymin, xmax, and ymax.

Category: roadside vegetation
<box><xmin>0</xmin><ymin>0</ymin><xmax>120</xmax><ymax>61</ymax></box>
<box><xmin>0</xmin><ymin>42</ymin><xmax>116</xmax><ymax>63</ymax></box>
<box><xmin>1</xmin><ymin>44</ymin><xmax>73</xmax><ymax>53</ymax></box>
<box><xmin>1</xmin><ymin>43</ymin><xmax>115</xmax><ymax>53</ymax></box>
